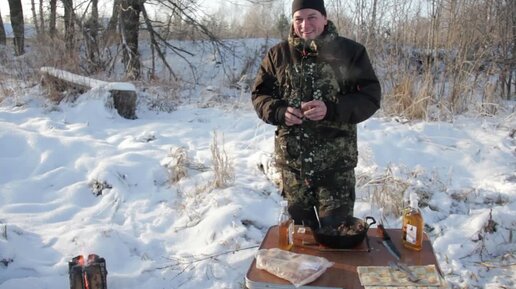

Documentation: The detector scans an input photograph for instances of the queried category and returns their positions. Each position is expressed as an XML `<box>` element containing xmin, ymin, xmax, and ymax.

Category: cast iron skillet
<box><xmin>312</xmin><ymin>216</ymin><xmax>376</xmax><ymax>249</ymax></box>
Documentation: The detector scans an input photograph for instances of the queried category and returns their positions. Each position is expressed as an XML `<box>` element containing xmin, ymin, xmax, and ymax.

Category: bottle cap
<box><xmin>409</xmin><ymin>193</ymin><xmax>419</xmax><ymax>208</ymax></box>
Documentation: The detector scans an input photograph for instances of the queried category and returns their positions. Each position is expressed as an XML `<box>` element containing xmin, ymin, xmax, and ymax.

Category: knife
<box><xmin>377</xmin><ymin>224</ymin><xmax>402</xmax><ymax>260</ymax></box>
<box><xmin>388</xmin><ymin>261</ymin><xmax>420</xmax><ymax>283</ymax></box>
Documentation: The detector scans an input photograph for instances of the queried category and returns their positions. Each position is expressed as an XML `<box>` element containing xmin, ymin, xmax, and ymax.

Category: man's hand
<box><xmin>285</xmin><ymin>107</ymin><xmax>304</xmax><ymax>126</ymax></box>
<box><xmin>301</xmin><ymin>100</ymin><xmax>327</xmax><ymax>121</ymax></box>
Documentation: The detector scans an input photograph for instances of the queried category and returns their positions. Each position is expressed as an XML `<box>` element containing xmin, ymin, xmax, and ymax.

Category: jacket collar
<box><xmin>288</xmin><ymin>20</ymin><xmax>339</xmax><ymax>57</ymax></box>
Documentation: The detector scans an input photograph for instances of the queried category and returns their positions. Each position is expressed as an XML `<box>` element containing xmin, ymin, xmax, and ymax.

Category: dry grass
<box><xmin>139</xmin><ymin>82</ymin><xmax>181</xmax><ymax>112</ymax></box>
<box><xmin>211</xmin><ymin>131</ymin><xmax>234</xmax><ymax>188</ymax></box>
<box><xmin>383</xmin><ymin>70</ymin><xmax>433</xmax><ymax>120</ymax></box>
<box><xmin>477</xmin><ymin>77</ymin><xmax>501</xmax><ymax>116</ymax></box>
<box><xmin>357</xmin><ymin>166</ymin><xmax>409</xmax><ymax>219</ymax></box>
<box><xmin>357</xmin><ymin>165</ymin><xmax>446</xmax><ymax>221</ymax></box>
<box><xmin>2</xmin><ymin>0</ymin><xmax>512</xmax><ymax>120</ymax></box>
<box><xmin>162</xmin><ymin>147</ymin><xmax>207</xmax><ymax>181</ymax></box>
<box><xmin>0</xmin><ymin>76</ymin><xmax>14</xmax><ymax>103</ymax></box>
<box><xmin>29</xmin><ymin>35</ymin><xmax>82</xmax><ymax>73</ymax></box>
<box><xmin>164</xmin><ymin>146</ymin><xmax>189</xmax><ymax>184</ymax></box>
<box><xmin>163</xmin><ymin>142</ymin><xmax>240</xmax><ymax>187</ymax></box>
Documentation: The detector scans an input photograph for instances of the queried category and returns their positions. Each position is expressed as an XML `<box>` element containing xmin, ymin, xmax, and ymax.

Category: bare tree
<box><xmin>138</xmin><ymin>0</ymin><xmax>224</xmax><ymax>80</ymax></box>
<box><xmin>120</xmin><ymin>0</ymin><xmax>142</xmax><ymax>80</ymax></box>
<box><xmin>49</xmin><ymin>0</ymin><xmax>57</xmax><ymax>37</ymax></box>
<box><xmin>83</xmin><ymin>0</ymin><xmax>101</xmax><ymax>71</ymax></box>
<box><xmin>31</xmin><ymin>0</ymin><xmax>40</xmax><ymax>34</ymax></box>
<box><xmin>106</xmin><ymin>0</ymin><xmax>121</xmax><ymax>37</ymax></box>
<box><xmin>39</xmin><ymin>0</ymin><xmax>45</xmax><ymax>34</ymax></box>
<box><xmin>511</xmin><ymin>0</ymin><xmax>516</xmax><ymax>99</ymax></box>
<box><xmin>62</xmin><ymin>0</ymin><xmax>75</xmax><ymax>52</ymax></box>
<box><xmin>8</xmin><ymin>0</ymin><xmax>25</xmax><ymax>56</ymax></box>
<box><xmin>240</xmin><ymin>2</ymin><xmax>276</xmax><ymax>37</ymax></box>
<box><xmin>366</xmin><ymin>0</ymin><xmax>378</xmax><ymax>51</ymax></box>
<box><xmin>498</xmin><ymin>0</ymin><xmax>515</xmax><ymax>99</ymax></box>
<box><xmin>275</xmin><ymin>13</ymin><xmax>289</xmax><ymax>40</ymax></box>
<box><xmin>0</xmin><ymin>12</ymin><xmax>6</xmax><ymax>46</ymax></box>
<box><xmin>158</xmin><ymin>0</ymin><xmax>221</xmax><ymax>42</ymax></box>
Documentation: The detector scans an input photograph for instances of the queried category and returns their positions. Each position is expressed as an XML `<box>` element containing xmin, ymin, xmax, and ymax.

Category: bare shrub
<box><xmin>477</xmin><ymin>72</ymin><xmax>501</xmax><ymax>116</ymax></box>
<box><xmin>40</xmin><ymin>74</ymin><xmax>87</xmax><ymax>104</ymax></box>
<box><xmin>358</xmin><ymin>164</ymin><xmax>451</xmax><ymax>222</ymax></box>
<box><xmin>226</xmin><ymin>42</ymin><xmax>268</xmax><ymax>91</ymax></box>
<box><xmin>383</xmin><ymin>71</ymin><xmax>433</xmax><ymax>120</ymax></box>
<box><xmin>358</xmin><ymin>166</ymin><xmax>409</xmax><ymax>219</ymax></box>
<box><xmin>365</xmin><ymin>0</ymin><xmax>513</xmax><ymax>118</ymax></box>
<box><xmin>30</xmin><ymin>35</ymin><xmax>82</xmax><ymax>73</ymax></box>
<box><xmin>162</xmin><ymin>146</ymin><xmax>189</xmax><ymax>184</ymax></box>
<box><xmin>139</xmin><ymin>82</ymin><xmax>181</xmax><ymax>113</ymax></box>
<box><xmin>0</xmin><ymin>76</ymin><xmax>14</xmax><ymax>103</ymax></box>
<box><xmin>211</xmin><ymin>131</ymin><xmax>234</xmax><ymax>188</ymax></box>
<box><xmin>162</xmin><ymin>145</ymin><xmax>211</xmax><ymax>185</ymax></box>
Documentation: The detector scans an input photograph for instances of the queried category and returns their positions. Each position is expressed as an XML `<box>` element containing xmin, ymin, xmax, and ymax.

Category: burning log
<box><xmin>69</xmin><ymin>254</ymin><xmax>108</xmax><ymax>289</ymax></box>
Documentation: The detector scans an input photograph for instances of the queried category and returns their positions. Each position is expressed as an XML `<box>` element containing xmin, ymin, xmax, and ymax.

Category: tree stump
<box><xmin>111</xmin><ymin>90</ymin><xmax>137</xmax><ymax>119</ymax></box>
<box><xmin>40</xmin><ymin>67</ymin><xmax>137</xmax><ymax>119</ymax></box>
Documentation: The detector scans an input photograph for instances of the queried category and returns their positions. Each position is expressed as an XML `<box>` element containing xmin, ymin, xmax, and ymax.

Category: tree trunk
<box><xmin>120</xmin><ymin>0</ymin><xmax>141</xmax><ymax>80</ymax></box>
<box><xmin>85</xmin><ymin>0</ymin><xmax>100</xmax><ymax>71</ymax></box>
<box><xmin>49</xmin><ymin>0</ymin><xmax>57</xmax><ymax>37</ymax></box>
<box><xmin>8</xmin><ymin>0</ymin><xmax>25</xmax><ymax>56</ymax></box>
<box><xmin>39</xmin><ymin>0</ymin><xmax>45</xmax><ymax>34</ymax></box>
<box><xmin>62</xmin><ymin>0</ymin><xmax>75</xmax><ymax>53</ymax></box>
<box><xmin>91</xmin><ymin>0</ymin><xmax>99</xmax><ymax>40</ymax></box>
<box><xmin>511</xmin><ymin>0</ymin><xmax>516</xmax><ymax>99</ymax></box>
<box><xmin>0</xmin><ymin>12</ymin><xmax>6</xmax><ymax>46</ymax></box>
<box><xmin>106</xmin><ymin>0</ymin><xmax>121</xmax><ymax>36</ymax></box>
<box><xmin>367</xmin><ymin>0</ymin><xmax>378</xmax><ymax>53</ymax></box>
<box><xmin>31</xmin><ymin>0</ymin><xmax>40</xmax><ymax>34</ymax></box>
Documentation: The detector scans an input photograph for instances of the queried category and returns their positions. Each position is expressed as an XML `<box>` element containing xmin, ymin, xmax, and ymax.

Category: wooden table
<box><xmin>245</xmin><ymin>226</ymin><xmax>442</xmax><ymax>289</ymax></box>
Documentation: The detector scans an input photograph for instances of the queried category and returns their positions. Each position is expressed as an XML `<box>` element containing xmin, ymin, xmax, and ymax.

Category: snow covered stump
<box><xmin>69</xmin><ymin>254</ymin><xmax>108</xmax><ymax>289</ymax></box>
<box><xmin>40</xmin><ymin>67</ymin><xmax>137</xmax><ymax>119</ymax></box>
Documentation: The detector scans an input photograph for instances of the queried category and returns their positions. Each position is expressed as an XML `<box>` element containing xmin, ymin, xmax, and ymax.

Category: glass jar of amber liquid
<box><xmin>402</xmin><ymin>193</ymin><xmax>424</xmax><ymax>251</ymax></box>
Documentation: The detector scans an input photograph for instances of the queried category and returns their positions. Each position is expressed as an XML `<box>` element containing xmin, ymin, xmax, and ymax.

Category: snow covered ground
<box><xmin>0</xmin><ymin>39</ymin><xmax>515</xmax><ymax>289</ymax></box>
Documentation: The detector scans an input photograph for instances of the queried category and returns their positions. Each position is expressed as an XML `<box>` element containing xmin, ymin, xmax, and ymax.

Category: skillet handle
<box><xmin>365</xmin><ymin>216</ymin><xmax>376</xmax><ymax>227</ymax></box>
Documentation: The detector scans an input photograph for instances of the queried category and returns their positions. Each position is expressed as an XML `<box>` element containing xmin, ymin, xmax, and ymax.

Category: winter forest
<box><xmin>0</xmin><ymin>0</ymin><xmax>515</xmax><ymax>289</ymax></box>
<box><xmin>1</xmin><ymin>0</ymin><xmax>514</xmax><ymax>110</ymax></box>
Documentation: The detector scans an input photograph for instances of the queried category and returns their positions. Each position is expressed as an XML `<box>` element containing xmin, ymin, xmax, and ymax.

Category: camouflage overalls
<box><xmin>252</xmin><ymin>21</ymin><xmax>381</xmax><ymax>227</ymax></box>
<box><xmin>278</xmin><ymin>23</ymin><xmax>356</xmax><ymax>225</ymax></box>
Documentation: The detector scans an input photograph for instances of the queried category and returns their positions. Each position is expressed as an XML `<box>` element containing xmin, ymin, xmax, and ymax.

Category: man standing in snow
<box><xmin>252</xmin><ymin>0</ymin><xmax>381</xmax><ymax>227</ymax></box>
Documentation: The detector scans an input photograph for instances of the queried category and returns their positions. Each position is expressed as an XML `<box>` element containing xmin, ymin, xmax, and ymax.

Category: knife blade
<box><xmin>377</xmin><ymin>224</ymin><xmax>402</xmax><ymax>260</ymax></box>
<box><xmin>388</xmin><ymin>261</ymin><xmax>420</xmax><ymax>283</ymax></box>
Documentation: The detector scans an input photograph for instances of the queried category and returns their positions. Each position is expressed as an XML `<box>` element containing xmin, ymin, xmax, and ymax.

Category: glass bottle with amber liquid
<box><xmin>278</xmin><ymin>200</ymin><xmax>294</xmax><ymax>251</ymax></box>
<box><xmin>402</xmin><ymin>193</ymin><xmax>424</xmax><ymax>251</ymax></box>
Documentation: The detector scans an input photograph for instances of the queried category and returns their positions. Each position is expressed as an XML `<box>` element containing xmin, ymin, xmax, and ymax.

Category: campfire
<box><xmin>68</xmin><ymin>254</ymin><xmax>107</xmax><ymax>289</ymax></box>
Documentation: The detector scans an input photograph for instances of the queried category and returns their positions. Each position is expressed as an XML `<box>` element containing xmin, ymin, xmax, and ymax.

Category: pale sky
<box><xmin>1</xmin><ymin>0</ymin><xmax>31</xmax><ymax>18</ymax></box>
<box><xmin>0</xmin><ymin>0</ymin><xmax>262</xmax><ymax>19</ymax></box>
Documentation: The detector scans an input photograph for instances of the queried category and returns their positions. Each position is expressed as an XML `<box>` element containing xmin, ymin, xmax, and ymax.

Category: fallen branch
<box><xmin>156</xmin><ymin>245</ymin><xmax>260</xmax><ymax>270</ymax></box>
<box><xmin>475</xmin><ymin>261</ymin><xmax>516</xmax><ymax>269</ymax></box>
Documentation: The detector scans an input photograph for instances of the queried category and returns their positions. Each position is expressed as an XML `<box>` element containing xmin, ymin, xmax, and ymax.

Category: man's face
<box><xmin>292</xmin><ymin>9</ymin><xmax>327</xmax><ymax>40</ymax></box>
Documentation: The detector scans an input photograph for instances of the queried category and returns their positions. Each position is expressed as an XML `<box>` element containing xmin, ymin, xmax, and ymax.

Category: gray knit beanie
<box><xmin>291</xmin><ymin>0</ymin><xmax>327</xmax><ymax>16</ymax></box>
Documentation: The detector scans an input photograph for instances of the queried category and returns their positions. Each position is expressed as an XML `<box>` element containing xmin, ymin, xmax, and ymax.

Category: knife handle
<box><xmin>377</xmin><ymin>224</ymin><xmax>391</xmax><ymax>240</ymax></box>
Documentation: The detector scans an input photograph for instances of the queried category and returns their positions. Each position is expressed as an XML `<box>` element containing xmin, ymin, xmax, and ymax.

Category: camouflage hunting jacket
<box><xmin>252</xmin><ymin>21</ymin><xmax>381</xmax><ymax>181</ymax></box>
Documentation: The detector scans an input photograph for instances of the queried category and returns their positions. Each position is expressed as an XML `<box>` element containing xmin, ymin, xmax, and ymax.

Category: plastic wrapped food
<box><xmin>255</xmin><ymin>248</ymin><xmax>334</xmax><ymax>287</ymax></box>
